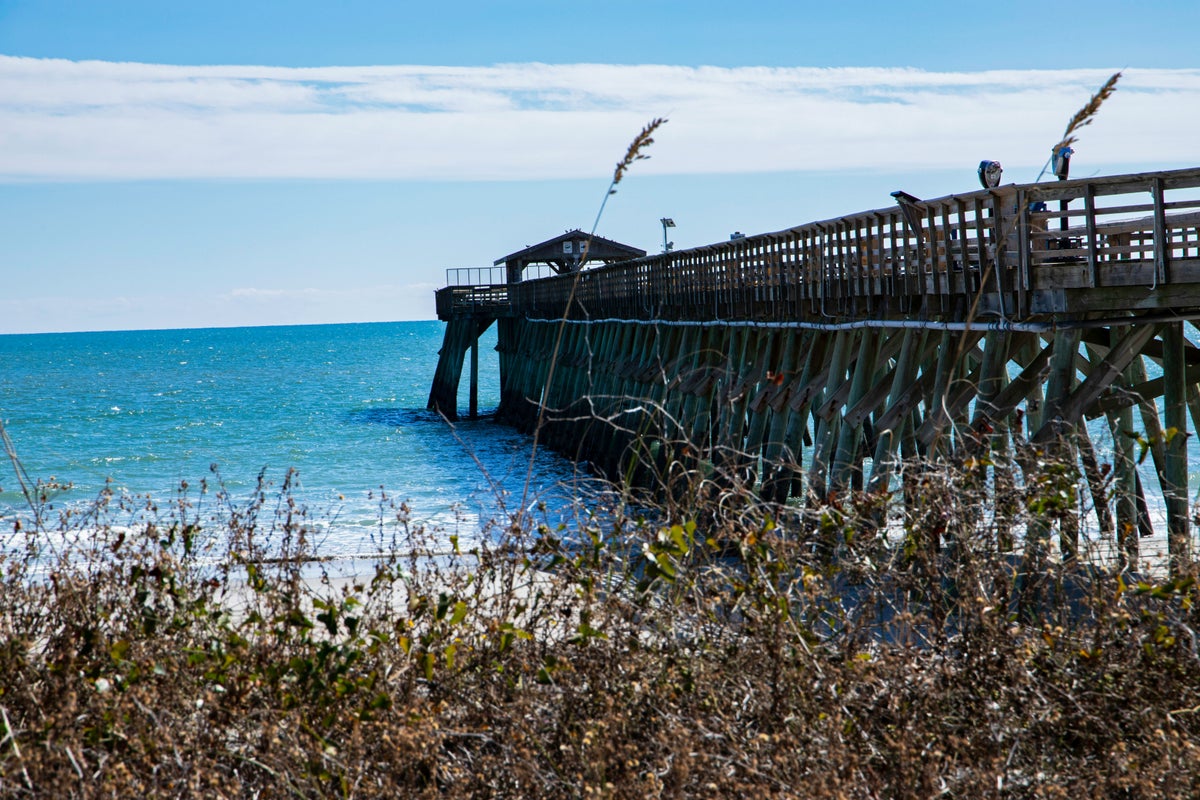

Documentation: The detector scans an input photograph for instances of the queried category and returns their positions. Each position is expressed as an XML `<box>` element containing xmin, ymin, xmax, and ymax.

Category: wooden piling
<box><xmin>469</xmin><ymin>330</ymin><xmax>479</xmax><ymax>419</ymax></box>
<box><xmin>1163</xmin><ymin>322</ymin><xmax>1191</xmax><ymax>574</ymax></box>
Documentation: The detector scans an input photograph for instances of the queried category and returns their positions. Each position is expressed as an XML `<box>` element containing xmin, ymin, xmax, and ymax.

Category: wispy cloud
<box><xmin>0</xmin><ymin>283</ymin><xmax>440</xmax><ymax>334</ymax></box>
<box><xmin>3</xmin><ymin>56</ymin><xmax>1199</xmax><ymax>181</ymax></box>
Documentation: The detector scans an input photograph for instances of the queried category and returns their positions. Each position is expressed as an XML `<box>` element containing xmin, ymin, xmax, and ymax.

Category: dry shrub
<box><xmin>1</xmin><ymin>454</ymin><xmax>1199</xmax><ymax>799</ymax></box>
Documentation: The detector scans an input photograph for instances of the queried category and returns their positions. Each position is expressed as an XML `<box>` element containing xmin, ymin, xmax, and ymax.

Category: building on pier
<box><xmin>497</xmin><ymin>229</ymin><xmax>646</xmax><ymax>284</ymax></box>
<box><xmin>428</xmin><ymin>230</ymin><xmax>645</xmax><ymax>421</ymax></box>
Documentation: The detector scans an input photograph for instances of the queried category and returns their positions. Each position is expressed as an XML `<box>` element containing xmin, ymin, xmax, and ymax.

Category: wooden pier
<box><xmin>430</xmin><ymin>167</ymin><xmax>1200</xmax><ymax>570</ymax></box>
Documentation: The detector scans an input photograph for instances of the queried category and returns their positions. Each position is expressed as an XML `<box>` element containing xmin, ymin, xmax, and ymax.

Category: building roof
<box><xmin>494</xmin><ymin>229</ymin><xmax>646</xmax><ymax>267</ymax></box>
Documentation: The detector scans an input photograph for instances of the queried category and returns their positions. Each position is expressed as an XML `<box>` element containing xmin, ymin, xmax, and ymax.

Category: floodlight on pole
<box><xmin>660</xmin><ymin>217</ymin><xmax>676</xmax><ymax>253</ymax></box>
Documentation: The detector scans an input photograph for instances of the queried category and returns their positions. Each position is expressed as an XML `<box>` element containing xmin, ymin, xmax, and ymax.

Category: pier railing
<box><xmin>436</xmin><ymin>167</ymin><xmax>1200</xmax><ymax>323</ymax></box>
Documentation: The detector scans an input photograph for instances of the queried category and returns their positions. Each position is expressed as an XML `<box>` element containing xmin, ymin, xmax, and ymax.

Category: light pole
<box><xmin>660</xmin><ymin>217</ymin><xmax>675</xmax><ymax>253</ymax></box>
<box><xmin>1052</xmin><ymin>146</ymin><xmax>1074</xmax><ymax>233</ymax></box>
<box><xmin>1051</xmin><ymin>145</ymin><xmax>1073</xmax><ymax>182</ymax></box>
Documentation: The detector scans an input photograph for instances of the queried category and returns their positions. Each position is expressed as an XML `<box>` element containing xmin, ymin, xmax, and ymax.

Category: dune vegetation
<box><xmin>1</xmin><ymin>441</ymin><xmax>1199</xmax><ymax>798</ymax></box>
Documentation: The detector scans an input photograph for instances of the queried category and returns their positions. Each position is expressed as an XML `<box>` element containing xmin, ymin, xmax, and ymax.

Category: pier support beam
<box><xmin>479</xmin><ymin>310</ymin><xmax>1197</xmax><ymax>571</ymax></box>
<box><xmin>428</xmin><ymin>316</ymin><xmax>494</xmax><ymax>421</ymax></box>
<box><xmin>1163</xmin><ymin>322</ymin><xmax>1192</xmax><ymax>574</ymax></box>
<box><xmin>1108</xmin><ymin>347</ymin><xmax>1140</xmax><ymax>569</ymax></box>
<box><xmin>867</xmin><ymin>330</ymin><xmax>916</xmax><ymax>494</ymax></box>
<box><xmin>469</xmin><ymin>330</ymin><xmax>480</xmax><ymax>419</ymax></box>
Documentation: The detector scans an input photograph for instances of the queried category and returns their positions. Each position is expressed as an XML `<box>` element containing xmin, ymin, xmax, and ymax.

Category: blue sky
<box><xmin>2</xmin><ymin>1</ymin><xmax>1200</xmax><ymax>333</ymax></box>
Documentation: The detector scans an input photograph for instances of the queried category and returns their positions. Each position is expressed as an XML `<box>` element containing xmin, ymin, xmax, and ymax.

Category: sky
<box><xmin>2</xmin><ymin>0</ymin><xmax>1200</xmax><ymax>334</ymax></box>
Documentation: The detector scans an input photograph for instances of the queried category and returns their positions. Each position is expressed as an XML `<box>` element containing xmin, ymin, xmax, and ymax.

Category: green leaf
<box><xmin>571</xmin><ymin>622</ymin><xmax>608</xmax><ymax>644</ymax></box>
<box><xmin>654</xmin><ymin>551</ymin><xmax>677</xmax><ymax>580</ymax></box>
<box><xmin>283</xmin><ymin>607</ymin><xmax>314</xmax><ymax>630</ymax></box>
<box><xmin>667</xmin><ymin>524</ymin><xmax>686</xmax><ymax>552</ymax></box>
<box><xmin>536</xmin><ymin>655</ymin><xmax>561</xmax><ymax>685</ymax></box>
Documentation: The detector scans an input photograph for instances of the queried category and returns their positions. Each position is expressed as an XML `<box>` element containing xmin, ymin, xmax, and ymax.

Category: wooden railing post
<box><xmin>1153</xmin><ymin>176</ymin><xmax>1169</xmax><ymax>285</ymax></box>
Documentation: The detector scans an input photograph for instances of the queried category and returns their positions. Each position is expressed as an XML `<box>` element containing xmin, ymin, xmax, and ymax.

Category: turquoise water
<box><xmin>4</xmin><ymin>320</ymin><xmax>1193</xmax><ymax>565</ymax></box>
<box><xmin>0</xmin><ymin>321</ymin><xmax>591</xmax><ymax>554</ymax></box>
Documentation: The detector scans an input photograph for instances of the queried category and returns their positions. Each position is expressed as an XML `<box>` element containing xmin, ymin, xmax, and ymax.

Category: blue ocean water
<box><xmin>0</xmin><ymin>321</ymin><xmax>592</xmax><ymax>554</ymax></box>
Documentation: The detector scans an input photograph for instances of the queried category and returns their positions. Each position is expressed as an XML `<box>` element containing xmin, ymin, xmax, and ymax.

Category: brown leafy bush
<box><xmin>1</xmin><ymin>457</ymin><xmax>1199</xmax><ymax>799</ymax></box>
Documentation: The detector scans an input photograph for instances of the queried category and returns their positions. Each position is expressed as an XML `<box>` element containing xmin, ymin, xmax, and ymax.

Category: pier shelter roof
<box><xmin>496</xmin><ymin>230</ymin><xmax>645</xmax><ymax>282</ymax></box>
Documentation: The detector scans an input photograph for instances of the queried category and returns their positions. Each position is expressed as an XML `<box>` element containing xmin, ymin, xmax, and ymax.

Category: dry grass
<box><xmin>2</xmin><ymin>454</ymin><xmax>1198</xmax><ymax>798</ymax></box>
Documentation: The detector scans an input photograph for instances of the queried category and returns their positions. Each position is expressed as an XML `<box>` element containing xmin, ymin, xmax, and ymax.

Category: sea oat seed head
<box><xmin>612</xmin><ymin>117</ymin><xmax>667</xmax><ymax>187</ymax></box>
<box><xmin>1054</xmin><ymin>71</ymin><xmax>1121</xmax><ymax>153</ymax></box>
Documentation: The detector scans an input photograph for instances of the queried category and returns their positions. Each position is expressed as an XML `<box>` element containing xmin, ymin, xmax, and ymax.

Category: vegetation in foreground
<box><xmin>0</xmin><ymin>455</ymin><xmax>1198</xmax><ymax>799</ymax></box>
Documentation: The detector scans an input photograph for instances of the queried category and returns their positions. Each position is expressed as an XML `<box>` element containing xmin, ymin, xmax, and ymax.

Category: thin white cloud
<box><xmin>224</xmin><ymin>284</ymin><xmax>438</xmax><ymax>304</ymax></box>
<box><xmin>0</xmin><ymin>283</ymin><xmax>439</xmax><ymax>334</ymax></box>
<box><xmin>2</xmin><ymin>56</ymin><xmax>1199</xmax><ymax>181</ymax></box>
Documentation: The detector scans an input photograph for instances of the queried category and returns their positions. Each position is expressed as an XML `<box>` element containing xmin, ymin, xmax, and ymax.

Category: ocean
<box><xmin>1</xmin><ymin>319</ymin><xmax>1194</xmax><ymax>569</ymax></box>
<box><xmin>0</xmin><ymin>321</ymin><xmax>595</xmax><ymax>555</ymax></box>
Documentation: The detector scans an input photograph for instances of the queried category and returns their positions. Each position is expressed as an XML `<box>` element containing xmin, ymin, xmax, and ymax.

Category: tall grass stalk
<box><xmin>1035</xmin><ymin>71</ymin><xmax>1122</xmax><ymax>181</ymax></box>
<box><xmin>518</xmin><ymin>118</ymin><xmax>667</xmax><ymax>525</ymax></box>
